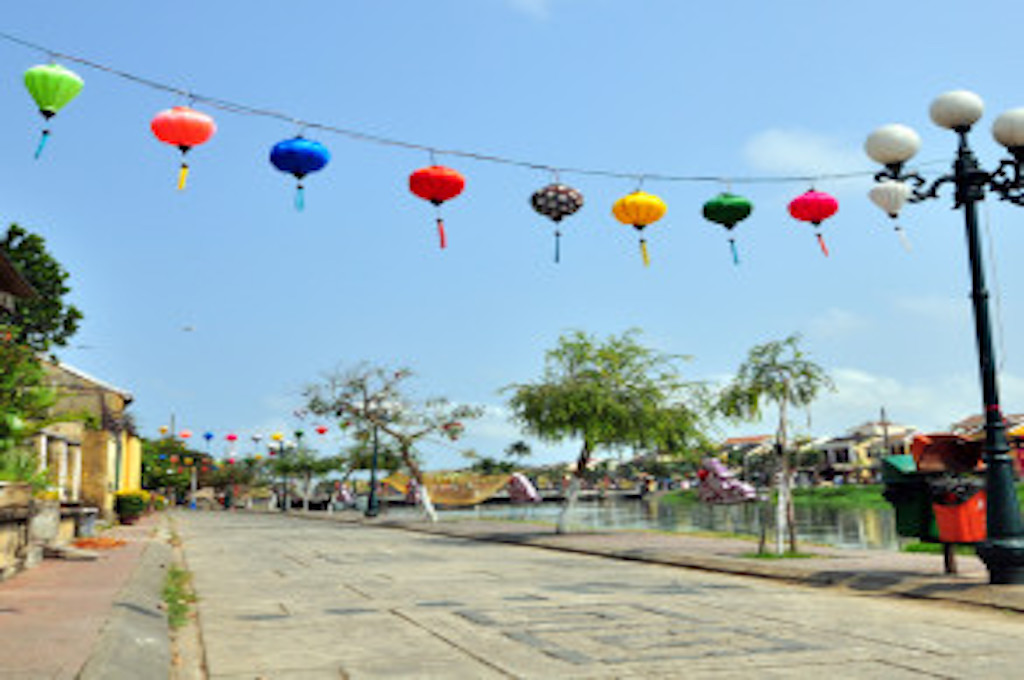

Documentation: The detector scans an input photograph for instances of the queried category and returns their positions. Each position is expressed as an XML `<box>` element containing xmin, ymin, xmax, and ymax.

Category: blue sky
<box><xmin>4</xmin><ymin>1</ymin><xmax>1024</xmax><ymax>468</ymax></box>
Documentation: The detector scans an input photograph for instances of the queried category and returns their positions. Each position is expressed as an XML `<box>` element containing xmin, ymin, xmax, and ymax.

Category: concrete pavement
<box><xmin>176</xmin><ymin>511</ymin><xmax>1024</xmax><ymax>679</ymax></box>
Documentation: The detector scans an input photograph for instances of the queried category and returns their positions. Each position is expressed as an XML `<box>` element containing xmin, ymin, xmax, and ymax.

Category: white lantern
<box><xmin>930</xmin><ymin>90</ymin><xmax>984</xmax><ymax>130</ymax></box>
<box><xmin>868</xmin><ymin>180</ymin><xmax>911</xmax><ymax>218</ymax></box>
<box><xmin>865</xmin><ymin>124</ymin><xmax>921</xmax><ymax>166</ymax></box>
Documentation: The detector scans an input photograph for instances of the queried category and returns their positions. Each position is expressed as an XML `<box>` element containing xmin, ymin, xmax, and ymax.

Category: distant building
<box><xmin>819</xmin><ymin>420</ymin><xmax>916</xmax><ymax>482</ymax></box>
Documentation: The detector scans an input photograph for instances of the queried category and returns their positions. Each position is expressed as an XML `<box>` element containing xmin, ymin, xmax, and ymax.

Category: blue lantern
<box><xmin>269</xmin><ymin>137</ymin><xmax>331</xmax><ymax>211</ymax></box>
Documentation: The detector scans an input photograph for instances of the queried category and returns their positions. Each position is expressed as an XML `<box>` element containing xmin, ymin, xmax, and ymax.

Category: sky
<box><xmin>4</xmin><ymin>0</ymin><xmax>1024</xmax><ymax>469</ymax></box>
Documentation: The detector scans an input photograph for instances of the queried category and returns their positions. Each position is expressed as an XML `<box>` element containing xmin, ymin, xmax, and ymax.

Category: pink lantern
<box><xmin>227</xmin><ymin>457</ymin><xmax>236</xmax><ymax>465</ymax></box>
<box><xmin>225</xmin><ymin>433</ymin><xmax>238</xmax><ymax>442</ymax></box>
<box><xmin>788</xmin><ymin>190</ymin><xmax>839</xmax><ymax>257</ymax></box>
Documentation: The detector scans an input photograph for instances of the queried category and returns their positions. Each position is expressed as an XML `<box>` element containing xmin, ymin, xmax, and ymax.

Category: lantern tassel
<box><xmin>816</xmin><ymin>232</ymin><xmax>829</xmax><ymax>257</ymax></box>
<box><xmin>436</xmin><ymin>217</ymin><xmax>447</xmax><ymax>250</ymax></box>
<box><xmin>295</xmin><ymin>184</ymin><xmax>306</xmax><ymax>212</ymax></box>
<box><xmin>34</xmin><ymin>129</ymin><xmax>50</xmax><ymax>160</ymax></box>
<box><xmin>554</xmin><ymin>230</ymin><xmax>561</xmax><ymax>264</ymax></box>
<box><xmin>729</xmin><ymin>238</ymin><xmax>739</xmax><ymax>266</ymax></box>
<box><xmin>640</xmin><ymin>238</ymin><xmax>650</xmax><ymax>267</ymax></box>
<box><xmin>177</xmin><ymin>163</ymin><xmax>190</xmax><ymax>191</ymax></box>
<box><xmin>895</xmin><ymin>225</ymin><xmax>912</xmax><ymax>252</ymax></box>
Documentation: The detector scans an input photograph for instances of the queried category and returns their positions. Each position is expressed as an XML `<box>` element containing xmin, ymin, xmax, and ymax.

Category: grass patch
<box><xmin>162</xmin><ymin>565</ymin><xmax>196</xmax><ymax>630</ymax></box>
<box><xmin>791</xmin><ymin>485</ymin><xmax>890</xmax><ymax>509</ymax></box>
<box><xmin>658</xmin><ymin>490</ymin><xmax>700</xmax><ymax>505</ymax></box>
<box><xmin>901</xmin><ymin>541</ymin><xmax>977</xmax><ymax>555</ymax></box>
<box><xmin>741</xmin><ymin>551</ymin><xmax>817</xmax><ymax>559</ymax></box>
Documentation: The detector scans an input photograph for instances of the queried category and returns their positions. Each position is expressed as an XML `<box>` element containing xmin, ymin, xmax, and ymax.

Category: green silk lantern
<box><xmin>24</xmin><ymin>63</ymin><xmax>84</xmax><ymax>159</ymax></box>
<box><xmin>702</xmin><ymin>192</ymin><xmax>753</xmax><ymax>265</ymax></box>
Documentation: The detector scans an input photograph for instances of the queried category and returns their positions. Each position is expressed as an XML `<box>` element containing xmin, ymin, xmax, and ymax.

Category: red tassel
<box><xmin>816</xmin><ymin>232</ymin><xmax>829</xmax><ymax>257</ymax></box>
<box><xmin>436</xmin><ymin>217</ymin><xmax>447</xmax><ymax>250</ymax></box>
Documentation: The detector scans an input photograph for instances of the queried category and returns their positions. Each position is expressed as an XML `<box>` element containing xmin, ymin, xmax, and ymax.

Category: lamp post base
<box><xmin>977</xmin><ymin>538</ymin><xmax>1024</xmax><ymax>584</ymax></box>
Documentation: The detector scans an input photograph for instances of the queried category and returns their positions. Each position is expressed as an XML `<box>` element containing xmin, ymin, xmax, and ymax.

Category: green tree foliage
<box><xmin>505</xmin><ymin>329</ymin><xmax>711</xmax><ymax>532</ymax></box>
<box><xmin>2</xmin><ymin>224</ymin><xmax>83</xmax><ymax>352</ymax></box>
<box><xmin>716</xmin><ymin>334</ymin><xmax>834</xmax><ymax>555</ymax></box>
<box><xmin>0</xmin><ymin>342</ymin><xmax>55</xmax><ymax>456</ymax></box>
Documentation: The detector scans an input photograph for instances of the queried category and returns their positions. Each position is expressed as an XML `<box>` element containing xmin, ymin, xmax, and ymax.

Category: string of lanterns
<box><xmin>12</xmin><ymin>35</ymin><xmax>919</xmax><ymax>265</ymax></box>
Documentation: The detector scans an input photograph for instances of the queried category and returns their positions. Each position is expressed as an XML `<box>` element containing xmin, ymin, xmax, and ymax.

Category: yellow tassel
<box><xmin>177</xmin><ymin>163</ymin><xmax>190</xmax><ymax>191</ymax></box>
<box><xmin>640</xmin><ymin>239</ymin><xmax>650</xmax><ymax>267</ymax></box>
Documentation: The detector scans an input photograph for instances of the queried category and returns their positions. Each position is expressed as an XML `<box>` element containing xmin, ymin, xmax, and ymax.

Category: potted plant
<box><xmin>114</xmin><ymin>489</ymin><xmax>149</xmax><ymax>525</ymax></box>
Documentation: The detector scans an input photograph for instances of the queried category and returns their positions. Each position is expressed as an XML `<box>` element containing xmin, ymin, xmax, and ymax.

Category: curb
<box><xmin>78</xmin><ymin>526</ymin><xmax>173</xmax><ymax>680</ymax></box>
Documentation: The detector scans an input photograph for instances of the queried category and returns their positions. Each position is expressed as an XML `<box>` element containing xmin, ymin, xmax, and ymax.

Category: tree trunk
<box><xmin>557</xmin><ymin>441</ymin><xmax>590</xmax><ymax>534</ymax></box>
<box><xmin>775</xmin><ymin>393</ymin><xmax>791</xmax><ymax>556</ymax></box>
<box><xmin>304</xmin><ymin>472</ymin><xmax>311</xmax><ymax>512</ymax></box>
<box><xmin>402</xmin><ymin>446</ymin><xmax>438</xmax><ymax>523</ymax></box>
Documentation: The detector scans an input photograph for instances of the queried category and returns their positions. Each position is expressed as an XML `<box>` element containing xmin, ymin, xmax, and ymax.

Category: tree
<box><xmin>505</xmin><ymin>329</ymin><xmax>711</xmax><ymax>533</ymax></box>
<box><xmin>717</xmin><ymin>334</ymin><xmax>834</xmax><ymax>555</ymax></box>
<box><xmin>304</xmin><ymin>364</ymin><xmax>482</xmax><ymax>521</ymax></box>
<box><xmin>2</xmin><ymin>224</ymin><xmax>83</xmax><ymax>352</ymax></box>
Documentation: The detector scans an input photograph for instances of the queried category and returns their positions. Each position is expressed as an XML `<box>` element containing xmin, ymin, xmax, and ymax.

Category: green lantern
<box><xmin>702</xmin><ymin>192</ymin><xmax>753</xmax><ymax>265</ymax></box>
<box><xmin>24</xmin><ymin>63</ymin><xmax>84</xmax><ymax>159</ymax></box>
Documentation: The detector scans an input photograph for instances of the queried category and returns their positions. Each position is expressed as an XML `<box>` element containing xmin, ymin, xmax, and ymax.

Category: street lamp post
<box><xmin>866</xmin><ymin>90</ymin><xmax>1024</xmax><ymax>584</ymax></box>
<box><xmin>365</xmin><ymin>423</ymin><xmax>381</xmax><ymax>518</ymax></box>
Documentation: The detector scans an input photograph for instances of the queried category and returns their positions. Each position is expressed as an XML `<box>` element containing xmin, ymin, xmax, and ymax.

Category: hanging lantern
<box><xmin>227</xmin><ymin>457</ymin><xmax>235</xmax><ymax>465</ymax></box>
<box><xmin>203</xmin><ymin>431</ymin><xmax>214</xmax><ymax>442</ymax></box>
<box><xmin>702</xmin><ymin>192</ymin><xmax>753</xmax><ymax>265</ymax></box>
<box><xmin>269</xmin><ymin>137</ymin><xmax>330</xmax><ymax>211</ymax></box>
<box><xmin>24</xmin><ymin>63</ymin><xmax>84</xmax><ymax>159</ymax></box>
<box><xmin>788</xmin><ymin>190</ymin><xmax>839</xmax><ymax>257</ymax></box>
<box><xmin>179</xmin><ymin>430</ymin><xmax>192</xmax><ymax>440</ymax></box>
<box><xmin>225</xmin><ymin>433</ymin><xmax>238</xmax><ymax>442</ymax></box>
<box><xmin>315</xmin><ymin>425</ymin><xmax>328</xmax><ymax>435</ymax></box>
<box><xmin>530</xmin><ymin>183</ymin><xmax>584</xmax><ymax>263</ymax></box>
<box><xmin>150</xmin><ymin>106</ymin><xmax>217</xmax><ymax>190</ymax></box>
<box><xmin>271</xmin><ymin>432</ymin><xmax>284</xmax><ymax>442</ymax></box>
<box><xmin>869</xmin><ymin>180</ymin><xmax>913</xmax><ymax>252</ymax></box>
<box><xmin>170</xmin><ymin>455</ymin><xmax>179</xmax><ymax>464</ymax></box>
<box><xmin>184</xmin><ymin>457</ymin><xmax>193</xmax><ymax>466</ymax></box>
<box><xmin>409</xmin><ymin>165</ymin><xmax>466</xmax><ymax>249</ymax></box>
<box><xmin>159</xmin><ymin>425</ymin><xmax>169</xmax><ymax>435</ymax></box>
<box><xmin>612</xmin><ymin>191</ymin><xmax>667</xmax><ymax>266</ymax></box>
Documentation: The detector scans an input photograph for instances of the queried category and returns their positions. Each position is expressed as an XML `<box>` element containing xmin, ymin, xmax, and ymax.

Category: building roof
<box><xmin>722</xmin><ymin>435</ymin><xmax>773</xmax><ymax>446</ymax></box>
<box><xmin>46</xmin><ymin>361</ymin><xmax>134</xmax><ymax>403</ymax></box>
<box><xmin>951</xmin><ymin>413</ymin><xmax>1024</xmax><ymax>437</ymax></box>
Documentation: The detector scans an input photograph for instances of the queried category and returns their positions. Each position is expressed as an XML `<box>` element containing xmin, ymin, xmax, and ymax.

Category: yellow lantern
<box><xmin>159</xmin><ymin>425</ymin><xmax>169</xmax><ymax>435</ymax></box>
<box><xmin>271</xmin><ymin>432</ymin><xmax>284</xmax><ymax>442</ymax></box>
<box><xmin>612</xmin><ymin>191</ymin><xmax>667</xmax><ymax>266</ymax></box>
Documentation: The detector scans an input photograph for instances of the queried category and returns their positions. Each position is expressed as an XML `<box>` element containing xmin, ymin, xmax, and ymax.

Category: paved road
<box><xmin>176</xmin><ymin>512</ymin><xmax>1024</xmax><ymax>679</ymax></box>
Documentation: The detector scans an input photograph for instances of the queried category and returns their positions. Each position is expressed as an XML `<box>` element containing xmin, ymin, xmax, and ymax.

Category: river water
<box><xmin>388</xmin><ymin>498</ymin><xmax>903</xmax><ymax>551</ymax></box>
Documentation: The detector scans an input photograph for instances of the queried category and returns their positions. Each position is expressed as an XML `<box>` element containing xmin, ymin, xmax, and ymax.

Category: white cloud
<box><xmin>806</xmin><ymin>308</ymin><xmax>871</xmax><ymax>340</ymax></box>
<box><xmin>891</xmin><ymin>294</ymin><xmax>969</xmax><ymax>325</ymax></box>
<box><xmin>743</xmin><ymin>129</ymin><xmax>869</xmax><ymax>181</ymax></box>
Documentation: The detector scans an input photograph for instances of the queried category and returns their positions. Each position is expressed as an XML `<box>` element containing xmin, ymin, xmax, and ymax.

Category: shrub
<box><xmin>114</xmin><ymin>489</ymin><xmax>149</xmax><ymax>519</ymax></box>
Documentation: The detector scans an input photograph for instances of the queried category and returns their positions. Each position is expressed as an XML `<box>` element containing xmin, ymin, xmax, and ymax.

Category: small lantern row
<box><xmin>24</xmin><ymin>60</ymin><xmax>914</xmax><ymax>265</ymax></box>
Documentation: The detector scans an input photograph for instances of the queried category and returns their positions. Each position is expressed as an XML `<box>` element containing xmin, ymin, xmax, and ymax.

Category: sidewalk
<box><xmin>295</xmin><ymin>509</ymin><xmax>1024</xmax><ymax>613</ymax></box>
<box><xmin>0</xmin><ymin>514</ymin><xmax>170</xmax><ymax>680</ymax></box>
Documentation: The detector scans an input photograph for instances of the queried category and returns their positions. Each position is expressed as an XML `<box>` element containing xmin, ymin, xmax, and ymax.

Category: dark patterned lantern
<box><xmin>531</xmin><ymin>183</ymin><xmax>584</xmax><ymax>263</ymax></box>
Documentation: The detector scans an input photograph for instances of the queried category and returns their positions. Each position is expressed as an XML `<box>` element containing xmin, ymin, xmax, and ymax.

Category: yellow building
<box><xmin>37</xmin><ymin>362</ymin><xmax>141</xmax><ymax>519</ymax></box>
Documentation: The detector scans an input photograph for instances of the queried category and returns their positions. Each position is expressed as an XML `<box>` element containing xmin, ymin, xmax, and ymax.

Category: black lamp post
<box><xmin>365</xmin><ymin>423</ymin><xmax>381</xmax><ymax>518</ymax></box>
<box><xmin>866</xmin><ymin>90</ymin><xmax>1024</xmax><ymax>584</ymax></box>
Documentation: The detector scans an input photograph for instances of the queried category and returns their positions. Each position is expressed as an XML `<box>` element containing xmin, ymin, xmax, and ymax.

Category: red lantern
<box><xmin>409</xmin><ymin>165</ymin><xmax>466</xmax><ymax>249</ymax></box>
<box><xmin>225</xmin><ymin>433</ymin><xmax>238</xmax><ymax>442</ymax></box>
<box><xmin>227</xmin><ymin>457</ymin><xmax>235</xmax><ymax>465</ymax></box>
<box><xmin>315</xmin><ymin>425</ymin><xmax>328</xmax><ymax>435</ymax></box>
<box><xmin>151</xmin><ymin>106</ymin><xmax>217</xmax><ymax>190</ymax></box>
<box><xmin>788</xmin><ymin>190</ymin><xmax>839</xmax><ymax>257</ymax></box>
<box><xmin>179</xmin><ymin>430</ymin><xmax>192</xmax><ymax>440</ymax></box>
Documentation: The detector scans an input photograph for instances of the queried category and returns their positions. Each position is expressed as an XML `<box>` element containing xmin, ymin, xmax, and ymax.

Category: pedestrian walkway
<box><xmin>299</xmin><ymin>509</ymin><xmax>1024</xmax><ymax>613</ymax></box>
<box><xmin>0</xmin><ymin>514</ymin><xmax>169</xmax><ymax>680</ymax></box>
